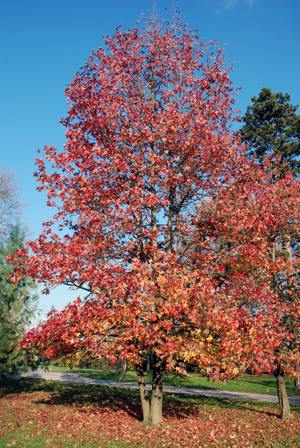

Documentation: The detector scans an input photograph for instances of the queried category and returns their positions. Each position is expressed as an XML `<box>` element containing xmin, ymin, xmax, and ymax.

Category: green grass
<box><xmin>0</xmin><ymin>430</ymin><xmax>298</xmax><ymax>448</ymax></box>
<box><xmin>50</xmin><ymin>365</ymin><xmax>300</xmax><ymax>397</ymax></box>
<box><xmin>0</xmin><ymin>433</ymin><xmax>136</xmax><ymax>448</ymax></box>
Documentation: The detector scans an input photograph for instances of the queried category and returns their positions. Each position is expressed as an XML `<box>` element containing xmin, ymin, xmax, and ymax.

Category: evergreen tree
<box><xmin>0</xmin><ymin>225</ymin><xmax>37</xmax><ymax>379</ymax></box>
<box><xmin>240</xmin><ymin>87</ymin><xmax>300</xmax><ymax>175</ymax></box>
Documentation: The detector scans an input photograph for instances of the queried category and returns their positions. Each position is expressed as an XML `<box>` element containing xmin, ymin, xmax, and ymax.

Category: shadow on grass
<box><xmin>1</xmin><ymin>378</ymin><xmax>298</xmax><ymax>422</ymax></box>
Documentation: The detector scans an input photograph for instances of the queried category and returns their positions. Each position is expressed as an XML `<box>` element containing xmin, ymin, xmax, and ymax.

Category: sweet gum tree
<box><xmin>14</xmin><ymin>18</ymin><xmax>299</xmax><ymax>424</ymax></box>
<box><xmin>240</xmin><ymin>87</ymin><xmax>300</xmax><ymax>397</ymax></box>
<box><xmin>190</xmin><ymin>161</ymin><xmax>299</xmax><ymax>419</ymax></box>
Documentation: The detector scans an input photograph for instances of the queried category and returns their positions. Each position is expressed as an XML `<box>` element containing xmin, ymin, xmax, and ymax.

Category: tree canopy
<box><xmin>14</xmin><ymin>20</ymin><xmax>300</xmax><ymax>424</ymax></box>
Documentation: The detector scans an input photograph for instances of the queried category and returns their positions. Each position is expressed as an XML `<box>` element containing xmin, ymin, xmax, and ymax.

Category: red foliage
<box><xmin>13</xmin><ymin>19</ymin><xmax>299</xmax><ymax>412</ymax></box>
<box><xmin>190</xmin><ymin>163</ymin><xmax>300</xmax><ymax>377</ymax></box>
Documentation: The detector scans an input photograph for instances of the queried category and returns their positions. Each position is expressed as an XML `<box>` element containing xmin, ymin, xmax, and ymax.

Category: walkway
<box><xmin>21</xmin><ymin>370</ymin><xmax>300</xmax><ymax>406</ymax></box>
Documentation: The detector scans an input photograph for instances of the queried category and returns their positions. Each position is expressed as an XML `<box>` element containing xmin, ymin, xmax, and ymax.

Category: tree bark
<box><xmin>275</xmin><ymin>367</ymin><xmax>291</xmax><ymax>420</ymax></box>
<box><xmin>146</xmin><ymin>353</ymin><xmax>151</xmax><ymax>373</ymax></box>
<box><xmin>295</xmin><ymin>365</ymin><xmax>300</xmax><ymax>390</ymax></box>
<box><xmin>136</xmin><ymin>365</ymin><xmax>150</xmax><ymax>423</ymax></box>
<box><xmin>115</xmin><ymin>358</ymin><xmax>127</xmax><ymax>376</ymax></box>
<box><xmin>150</xmin><ymin>355</ymin><xmax>163</xmax><ymax>425</ymax></box>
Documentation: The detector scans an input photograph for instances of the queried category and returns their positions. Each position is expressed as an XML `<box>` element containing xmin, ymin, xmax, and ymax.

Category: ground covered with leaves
<box><xmin>0</xmin><ymin>380</ymin><xmax>299</xmax><ymax>448</ymax></box>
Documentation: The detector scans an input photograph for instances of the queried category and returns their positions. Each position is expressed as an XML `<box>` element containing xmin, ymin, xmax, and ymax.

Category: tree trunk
<box><xmin>146</xmin><ymin>353</ymin><xmax>151</xmax><ymax>373</ymax></box>
<box><xmin>295</xmin><ymin>365</ymin><xmax>300</xmax><ymax>390</ymax></box>
<box><xmin>150</xmin><ymin>356</ymin><xmax>163</xmax><ymax>425</ymax></box>
<box><xmin>136</xmin><ymin>357</ymin><xmax>164</xmax><ymax>425</ymax></box>
<box><xmin>136</xmin><ymin>365</ymin><xmax>150</xmax><ymax>423</ymax></box>
<box><xmin>116</xmin><ymin>358</ymin><xmax>127</xmax><ymax>376</ymax></box>
<box><xmin>275</xmin><ymin>367</ymin><xmax>291</xmax><ymax>420</ymax></box>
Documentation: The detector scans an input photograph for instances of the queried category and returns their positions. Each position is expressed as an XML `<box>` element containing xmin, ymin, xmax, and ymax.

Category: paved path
<box><xmin>21</xmin><ymin>370</ymin><xmax>300</xmax><ymax>406</ymax></box>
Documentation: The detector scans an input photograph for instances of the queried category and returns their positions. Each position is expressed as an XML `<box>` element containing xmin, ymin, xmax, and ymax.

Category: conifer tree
<box><xmin>0</xmin><ymin>226</ymin><xmax>37</xmax><ymax>379</ymax></box>
<box><xmin>240</xmin><ymin>87</ymin><xmax>300</xmax><ymax>176</ymax></box>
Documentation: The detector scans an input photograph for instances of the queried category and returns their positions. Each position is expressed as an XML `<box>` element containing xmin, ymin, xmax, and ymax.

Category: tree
<box><xmin>240</xmin><ymin>87</ymin><xmax>300</xmax><ymax>176</ymax></box>
<box><xmin>240</xmin><ymin>87</ymin><xmax>300</xmax><ymax>415</ymax></box>
<box><xmin>0</xmin><ymin>225</ymin><xmax>37</xmax><ymax>380</ymax></box>
<box><xmin>0</xmin><ymin>170</ymin><xmax>19</xmax><ymax>238</ymax></box>
<box><xmin>13</xmin><ymin>19</ymin><xmax>298</xmax><ymax>425</ymax></box>
<box><xmin>190</xmin><ymin>162</ymin><xmax>299</xmax><ymax>419</ymax></box>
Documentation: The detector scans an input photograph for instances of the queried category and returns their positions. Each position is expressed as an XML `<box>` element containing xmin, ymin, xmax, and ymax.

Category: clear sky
<box><xmin>1</xmin><ymin>0</ymin><xmax>299</xmax><ymax>320</ymax></box>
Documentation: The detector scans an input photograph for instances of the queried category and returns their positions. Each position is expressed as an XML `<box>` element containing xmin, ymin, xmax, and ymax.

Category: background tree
<box><xmin>190</xmin><ymin>163</ymin><xmax>299</xmax><ymax>419</ymax></box>
<box><xmin>240</xmin><ymin>87</ymin><xmax>300</xmax><ymax>407</ymax></box>
<box><xmin>0</xmin><ymin>170</ymin><xmax>37</xmax><ymax>380</ymax></box>
<box><xmin>0</xmin><ymin>170</ymin><xmax>19</xmax><ymax>237</ymax></box>
<box><xmin>240</xmin><ymin>87</ymin><xmax>300</xmax><ymax>176</ymax></box>
<box><xmin>0</xmin><ymin>225</ymin><xmax>38</xmax><ymax>380</ymax></box>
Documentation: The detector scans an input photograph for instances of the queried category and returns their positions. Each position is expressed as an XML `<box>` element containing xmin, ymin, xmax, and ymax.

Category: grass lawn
<box><xmin>0</xmin><ymin>378</ymin><xmax>299</xmax><ymax>447</ymax></box>
<box><xmin>50</xmin><ymin>365</ymin><xmax>300</xmax><ymax>397</ymax></box>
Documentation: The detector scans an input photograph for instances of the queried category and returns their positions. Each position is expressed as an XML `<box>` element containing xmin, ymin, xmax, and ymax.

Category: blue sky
<box><xmin>1</xmin><ymin>0</ymin><xmax>299</xmax><ymax>319</ymax></box>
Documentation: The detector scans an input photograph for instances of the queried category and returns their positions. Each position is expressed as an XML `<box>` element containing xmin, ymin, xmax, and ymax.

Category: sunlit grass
<box><xmin>50</xmin><ymin>365</ymin><xmax>300</xmax><ymax>396</ymax></box>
